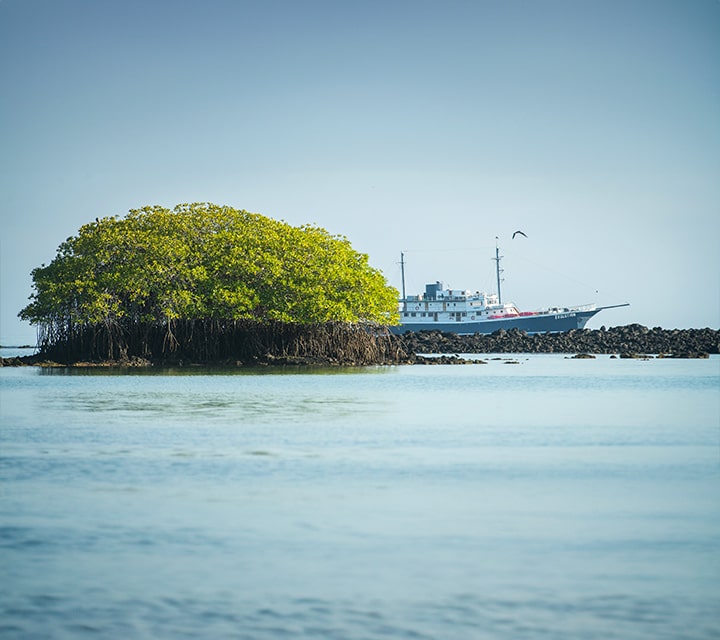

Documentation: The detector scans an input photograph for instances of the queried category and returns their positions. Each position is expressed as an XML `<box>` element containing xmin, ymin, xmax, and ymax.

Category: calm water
<box><xmin>1</xmin><ymin>353</ymin><xmax>719</xmax><ymax>639</ymax></box>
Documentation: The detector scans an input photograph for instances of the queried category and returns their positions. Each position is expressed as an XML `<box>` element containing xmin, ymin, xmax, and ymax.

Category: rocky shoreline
<box><xmin>1</xmin><ymin>324</ymin><xmax>717</xmax><ymax>367</ymax></box>
<box><xmin>398</xmin><ymin>324</ymin><xmax>718</xmax><ymax>361</ymax></box>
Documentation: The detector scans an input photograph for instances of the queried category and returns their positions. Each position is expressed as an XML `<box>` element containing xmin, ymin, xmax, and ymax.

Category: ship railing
<box><xmin>536</xmin><ymin>303</ymin><xmax>596</xmax><ymax>315</ymax></box>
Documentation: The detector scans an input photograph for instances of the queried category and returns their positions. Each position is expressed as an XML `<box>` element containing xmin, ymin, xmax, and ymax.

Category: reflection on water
<box><xmin>1</xmin><ymin>356</ymin><xmax>719</xmax><ymax>639</ymax></box>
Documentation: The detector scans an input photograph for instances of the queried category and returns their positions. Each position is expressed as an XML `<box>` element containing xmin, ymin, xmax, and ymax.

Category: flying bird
<box><xmin>512</xmin><ymin>230</ymin><xmax>527</xmax><ymax>239</ymax></box>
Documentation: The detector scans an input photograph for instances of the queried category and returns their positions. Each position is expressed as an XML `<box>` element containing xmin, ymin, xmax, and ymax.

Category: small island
<box><xmin>12</xmin><ymin>203</ymin><xmax>406</xmax><ymax>366</ymax></box>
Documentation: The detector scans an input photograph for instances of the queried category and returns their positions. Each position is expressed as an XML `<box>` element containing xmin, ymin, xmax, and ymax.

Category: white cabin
<box><xmin>400</xmin><ymin>281</ymin><xmax>524</xmax><ymax>326</ymax></box>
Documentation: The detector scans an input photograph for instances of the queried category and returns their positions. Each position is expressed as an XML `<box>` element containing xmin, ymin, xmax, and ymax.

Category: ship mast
<box><xmin>400</xmin><ymin>251</ymin><xmax>407</xmax><ymax>312</ymax></box>
<box><xmin>493</xmin><ymin>238</ymin><xmax>504</xmax><ymax>304</ymax></box>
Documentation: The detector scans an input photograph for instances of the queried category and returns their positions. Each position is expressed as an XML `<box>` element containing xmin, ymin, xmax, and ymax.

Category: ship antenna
<box><xmin>493</xmin><ymin>237</ymin><xmax>504</xmax><ymax>304</ymax></box>
<box><xmin>400</xmin><ymin>251</ymin><xmax>407</xmax><ymax>312</ymax></box>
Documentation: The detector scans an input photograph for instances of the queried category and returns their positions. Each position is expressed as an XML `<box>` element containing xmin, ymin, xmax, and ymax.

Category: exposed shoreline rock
<box><xmin>409</xmin><ymin>354</ymin><xmax>487</xmax><ymax>365</ymax></box>
<box><xmin>397</xmin><ymin>324</ymin><xmax>718</xmax><ymax>359</ymax></box>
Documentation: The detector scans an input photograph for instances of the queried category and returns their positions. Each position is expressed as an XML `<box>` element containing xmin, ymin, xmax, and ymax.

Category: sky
<box><xmin>1</xmin><ymin>0</ymin><xmax>718</xmax><ymax>345</ymax></box>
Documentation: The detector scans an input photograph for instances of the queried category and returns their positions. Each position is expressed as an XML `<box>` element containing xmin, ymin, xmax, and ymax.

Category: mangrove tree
<box><xmin>19</xmin><ymin>203</ymin><xmax>401</xmax><ymax>364</ymax></box>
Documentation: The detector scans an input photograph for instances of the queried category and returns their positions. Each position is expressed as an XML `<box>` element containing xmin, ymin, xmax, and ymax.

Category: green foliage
<box><xmin>20</xmin><ymin>203</ymin><xmax>399</xmax><ymax>331</ymax></box>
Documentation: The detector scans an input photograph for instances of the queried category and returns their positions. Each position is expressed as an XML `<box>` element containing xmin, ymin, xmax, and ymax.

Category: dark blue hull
<box><xmin>390</xmin><ymin>308</ymin><xmax>602</xmax><ymax>336</ymax></box>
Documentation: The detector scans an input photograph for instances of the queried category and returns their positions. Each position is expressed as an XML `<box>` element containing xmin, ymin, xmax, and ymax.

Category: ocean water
<box><xmin>1</xmin><ymin>353</ymin><xmax>719</xmax><ymax>639</ymax></box>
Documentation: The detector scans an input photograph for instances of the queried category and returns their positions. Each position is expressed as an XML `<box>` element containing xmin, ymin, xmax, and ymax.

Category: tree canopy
<box><xmin>20</xmin><ymin>203</ymin><xmax>399</xmax><ymax>332</ymax></box>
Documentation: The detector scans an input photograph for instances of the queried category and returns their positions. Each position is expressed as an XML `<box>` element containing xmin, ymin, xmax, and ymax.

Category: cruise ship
<box><xmin>391</xmin><ymin>246</ymin><xmax>628</xmax><ymax>335</ymax></box>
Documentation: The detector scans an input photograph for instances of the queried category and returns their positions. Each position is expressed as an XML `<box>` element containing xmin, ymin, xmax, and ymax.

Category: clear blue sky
<box><xmin>2</xmin><ymin>0</ymin><xmax>718</xmax><ymax>344</ymax></box>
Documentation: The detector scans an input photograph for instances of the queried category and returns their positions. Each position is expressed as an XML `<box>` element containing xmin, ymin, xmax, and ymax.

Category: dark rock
<box><xmin>0</xmin><ymin>357</ymin><xmax>24</xmax><ymax>367</ymax></box>
<box><xmin>398</xmin><ymin>325</ymin><xmax>718</xmax><ymax>357</ymax></box>
<box><xmin>657</xmin><ymin>351</ymin><xmax>710</xmax><ymax>359</ymax></box>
